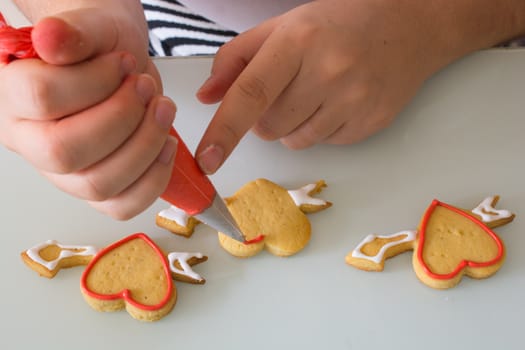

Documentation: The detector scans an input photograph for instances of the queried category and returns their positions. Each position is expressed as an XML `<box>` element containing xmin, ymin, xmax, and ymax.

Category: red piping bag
<box><xmin>162</xmin><ymin>128</ymin><xmax>247</xmax><ymax>242</ymax></box>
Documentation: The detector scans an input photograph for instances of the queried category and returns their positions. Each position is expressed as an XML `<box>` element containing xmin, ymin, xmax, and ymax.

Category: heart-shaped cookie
<box><xmin>346</xmin><ymin>196</ymin><xmax>515</xmax><ymax>289</ymax></box>
<box><xmin>413</xmin><ymin>200</ymin><xmax>505</xmax><ymax>289</ymax></box>
<box><xmin>80</xmin><ymin>233</ymin><xmax>176</xmax><ymax>321</ymax></box>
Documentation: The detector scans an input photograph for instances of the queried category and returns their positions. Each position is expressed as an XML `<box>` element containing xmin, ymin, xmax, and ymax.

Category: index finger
<box><xmin>195</xmin><ymin>25</ymin><xmax>301</xmax><ymax>174</ymax></box>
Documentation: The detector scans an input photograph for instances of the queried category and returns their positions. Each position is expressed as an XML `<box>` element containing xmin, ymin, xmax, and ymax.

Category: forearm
<box><xmin>425</xmin><ymin>0</ymin><xmax>525</xmax><ymax>63</ymax></box>
<box><xmin>441</xmin><ymin>0</ymin><xmax>524</xmax><ymax>45</ymax></box>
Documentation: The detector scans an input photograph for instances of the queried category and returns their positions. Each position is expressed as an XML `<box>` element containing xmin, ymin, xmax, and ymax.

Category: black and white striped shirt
<box><xmin>142</xmin><ymin>0</ymin><xmax>237</xmax><ymax>56</ymax></box>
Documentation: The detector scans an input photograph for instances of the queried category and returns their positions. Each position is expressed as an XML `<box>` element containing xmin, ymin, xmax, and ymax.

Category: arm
<box><xmin>426</xmin><ymin>0</ymin><xmax>525</xmax><ymax>64</ymax></box>
<box><xmin>0</xmin><ymin>0</ymin><xmax>177</xmax><ymax>219</ymax></box>
<box><xmin>194</xmin><ymin>0</ymin><xmax>525</xmax><ymax>174</ymax></box>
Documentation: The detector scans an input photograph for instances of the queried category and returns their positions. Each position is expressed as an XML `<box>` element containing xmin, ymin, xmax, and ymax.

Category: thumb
<box><xmin>32</xmin><ymin>8</ymin><xmax>118</xmax><ymax>65</ymax></box>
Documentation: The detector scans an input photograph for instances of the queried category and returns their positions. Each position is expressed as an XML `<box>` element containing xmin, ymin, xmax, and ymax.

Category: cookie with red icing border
<box><xmin>22</xmin><ymin>233</ymin><xmax>207</xmax><ymax>321</ymax></box>
<box><xmin>80</xmin><ymin>233</ymin><xmax>208</xmax><ymax>321</ymax></box>
<box><xmin>80</xmin><ymin>234</ymin><xmax>176</xmax><ymax>321</ymax></box>
<box><xmin>346</xmin><ymin>196</ymin><xmax>515</xmax><ymax>289</ymax></box>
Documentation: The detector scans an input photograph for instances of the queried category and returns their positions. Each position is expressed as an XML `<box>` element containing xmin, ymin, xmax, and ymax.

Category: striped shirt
<box><xmin>142</xmin><ymin>0</ymin><xmax>237</xmax><ymax>56</ymax></box>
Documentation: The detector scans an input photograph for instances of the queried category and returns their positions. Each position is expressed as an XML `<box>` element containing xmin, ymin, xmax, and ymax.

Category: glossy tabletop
<box><xmin>1</xmin><ymin>4</ymin><xmax>525</xmax><ymax>349</ymax></box>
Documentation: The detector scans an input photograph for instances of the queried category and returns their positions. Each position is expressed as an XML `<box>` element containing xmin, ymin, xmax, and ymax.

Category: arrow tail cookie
<box><xmin>21</xmin><ymin>240</ymin><xmax>98</xmax><ymax>278</ymax></box>
<box><xmin>346</xmin><ymin>230</ymin><xmax>417</xmax><ymax>271</ymax></box>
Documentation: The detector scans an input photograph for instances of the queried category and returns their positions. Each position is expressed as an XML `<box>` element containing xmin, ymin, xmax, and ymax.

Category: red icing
<box><xmin>161</xmin><ymin>128</ymin><xmax>216</xmax><ymax>215</ymax></box>
<box><xmin>80</xmin><ymin>233</ymin><xmax>174</xmax><ymax>312</ymax></box>
<box><xmin>0</xmin><ymin>12</ymin><xmax>38</xmax><ymax>64</ymax></box>
<box><xmin>244</xmin><ymin>235</ymin><xmax>265</xmax><ymax>245</ymax></box>
<box><xmin>416</xmin><ymin>199</ymin><xmax>504</xmax><ymax>280</ymax></box>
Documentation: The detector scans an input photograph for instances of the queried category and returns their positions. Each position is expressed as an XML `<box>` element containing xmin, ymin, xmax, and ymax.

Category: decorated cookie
<box><xmin>81</xmin><ymin>234</ymin><xmax>176</xmax><ymax>321</ymax></box>
<box><xmin>156</xmin><ymin>206</ymin><xmax>201</xmax><ymax>238</ymax></box>
<box><xmin>21</xmin><ymin>241</ymin><xmax>98</xmax><ymax>278</ymax></box>
<box><xmin>346</xmin><ymin>196</ymin><xmax>515</xmax><ymax>289</ymax></box>
<box><xmin>157</xmin><ymin>179</ymin><xmax>331</xmax><ymax>257</ymax></box>
<box><xmin>22</xmin><ymin>233</ymin><xmax>207</xmax><ymax>321</ymax></box>
<box><xmin>167</xmin><ymin>251</ymin><xmax>207</xmax><ymax>284</ymax></box>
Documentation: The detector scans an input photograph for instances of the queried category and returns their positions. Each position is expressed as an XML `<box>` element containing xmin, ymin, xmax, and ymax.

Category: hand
<box><xmin>0</xmin><ymin>7</ymin><xmax>177</xmax><ymax>219</ymax></box>
<box><xmin>195</xmin><ymin>0</ymin><xmax>458</xmax><ymax>174</ymax></box>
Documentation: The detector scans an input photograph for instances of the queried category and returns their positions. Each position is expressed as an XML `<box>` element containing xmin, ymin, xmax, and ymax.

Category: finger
<box><xmin>87</xmin><ymin>136</ymin><xmax>178</xmax><ymax>220</ymax></box>
<box><xmin>323</xmin><ymin>109</ymin><xmax>395</xmax><ymax>146</ymax></box>
<box><xmin>195</xmin><ymin>25</ymin><xmax>302</xmax><ymax>174</ymax></box>
<box><xmin>196</xmin><ymin>19</ymin><xmax>277</xmax><ymax>104</ymax></box>
<box><xmin>281</xmin><ymin>90</ymin><xmax>385</xmax><ymax>149</ymax></box>
<box><xmin>0</xmin><ymin>51</ymin><xmax>136</xmax><ymax>119</ymax></box>
<box><xmin>279</xmin><ymin>104</ymin><xmax>347</xmax><ymax>149</ymax></box>
<box><xmin>42</xmin><ymin>96</ymin><xmax>176</xmax><ymax>201</ymax></box>
<box><xmin>10</xmin><ymin>74</ymin><xmax>157</xmax><ymax>173</ymax></box>
<box><xmin>250</xmin><ymin>70</ymin><xmax>325</xmax><ymax>141</ymax></box>
<box><xmin>32</xmin><ymin>8</ymin><xmax>119</xmax><ymax>65</ymax></box>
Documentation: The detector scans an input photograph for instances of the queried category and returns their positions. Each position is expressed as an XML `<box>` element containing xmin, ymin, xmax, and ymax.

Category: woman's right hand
<box><xmin>0</xmin><ymin>6</ymin><xmax>177</xmax><ymax>220</ymax></box>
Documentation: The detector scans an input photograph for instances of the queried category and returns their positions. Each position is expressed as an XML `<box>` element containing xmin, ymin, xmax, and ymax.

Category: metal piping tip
<box><xmin>193</xmin><ymin>195</ymin><xmax>246</xmax><ymax>243</ymax></box>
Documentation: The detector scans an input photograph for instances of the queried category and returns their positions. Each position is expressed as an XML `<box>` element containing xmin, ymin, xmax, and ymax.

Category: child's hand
<box><xmin>0</xmin><ymin>7</ymin><xmax>177</xmax><ymax>219</ymax></box>
<box><xmin>194</xmin><ymin>0</ymin><xmax>461</xmax><ymax>174</ymax></box>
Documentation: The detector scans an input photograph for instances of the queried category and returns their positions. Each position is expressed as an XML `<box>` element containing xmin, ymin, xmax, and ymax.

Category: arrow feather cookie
<box><xmin>346</xmin><ymin>196</ymin><xmax>515</xmax><ymax>289</ymax></box>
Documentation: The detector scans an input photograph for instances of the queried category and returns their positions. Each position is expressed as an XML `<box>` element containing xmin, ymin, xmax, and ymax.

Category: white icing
<box><xmin>26</xmin><ymin>240</ymin><xmax>99</xmax><ymax>271</ymax></box>
<box><xmin>167</xmin><ymin>252</ymin><xmax>204</xmax><ymax>282</ymax></box>
<box><xmin>351</xmin><ymin>230</ymin><xmax>417</xmax><ymax>264</ymax></box>
<box><xmin>288</xmin><ymin>184</ymin><xmax>327</xmax><ymax>207</ymax></box>
<box><xmin>158</xmin><ymin>205</ymin><xmax>190</xmax><ymax>227</ymax></box>
<box><xmin>471</xmin><ymin>196</ymin><xmax>513</xmax><ymax>223</ymax></box>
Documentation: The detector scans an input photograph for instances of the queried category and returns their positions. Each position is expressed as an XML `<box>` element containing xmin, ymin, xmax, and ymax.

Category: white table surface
<box><xmin>2</xmin><ymin>5</ymin><xmax>525</xmax><ymax>350</ymax></box>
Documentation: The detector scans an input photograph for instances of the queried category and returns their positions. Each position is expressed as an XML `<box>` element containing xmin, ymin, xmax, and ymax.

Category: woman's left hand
<box><xmin>194</xmin><ymin>0</ymin><xmax>452</xmax><ymax>174</ymax></box>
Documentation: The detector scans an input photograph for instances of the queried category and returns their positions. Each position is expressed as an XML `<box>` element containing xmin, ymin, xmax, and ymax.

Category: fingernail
<box><xmin>136</xmin><ymin>74</ymin><xmax>156</xmax><ymax>104</ymax></box>
<box><xmin>157</xmin><ymin>136</ymin><xmax>178</xmax><ymax>165</ymax></box>
<box><xmin>121</xmin><ymin>54</ymin><xmax>136</xmax><ymax>77</ymax></box>
<box><xmin>155</xmin><ymin>97</ymin><xmax>176</xmax><ymax>130</ymax></box>
<box><xmin>197</xmin><ymin>144</ymin><xmax>224</xmax><ymax>174</ymax></box>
